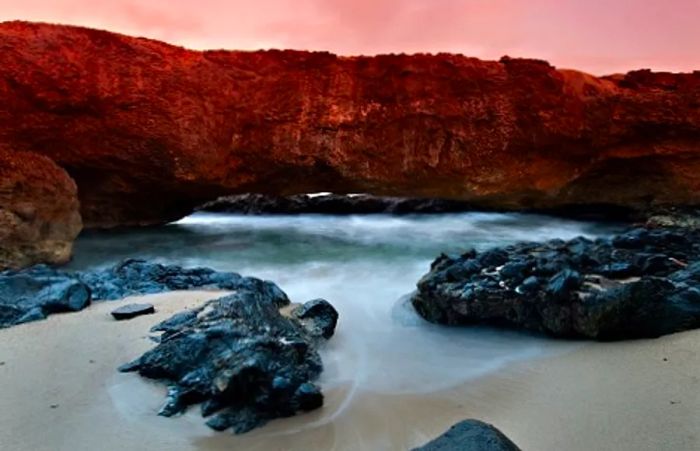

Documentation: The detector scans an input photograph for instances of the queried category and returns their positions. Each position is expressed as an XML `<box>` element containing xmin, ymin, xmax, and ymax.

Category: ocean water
<box><xmin>70</xmin><ymin>212</ymin><xmax>621</xmax><ymax>428</ymax></box>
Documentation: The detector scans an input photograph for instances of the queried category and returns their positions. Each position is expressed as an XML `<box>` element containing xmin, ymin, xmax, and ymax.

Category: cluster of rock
<box><xmin>119</xmin><ymin>294</ymin><xmax>338</xmax><ymax>433</ymax></box>
<box><xmin>1</xmin><ymin>258</ymin><xmax>340</xmax><ymax>432</ymax></box>
<box><xmin>0</xmin><ymin>259</ymin><xmax>287</xmax><ymax>329</ymax></box>
<box><xmin>201</xmin><ymin>193</ymin><xmax>477</xmax><ymax>215</ymax></box>
<box><xmin>412</xmin><ymin>227</ymin><xmax>700</xmax><ymax>340</ymax></box>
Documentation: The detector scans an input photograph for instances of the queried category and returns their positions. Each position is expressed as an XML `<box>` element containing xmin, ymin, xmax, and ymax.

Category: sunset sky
<box><xmin>1</xmin><ymin>0</ymin><xmax>698</xmax><ymax>75</ymax></box>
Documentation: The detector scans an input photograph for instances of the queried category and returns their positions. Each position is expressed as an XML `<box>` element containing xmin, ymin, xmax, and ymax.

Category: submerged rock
<box><xmin>119</xmin><ymin>293</ymin><xmax>338</xmax><ymax>434</ymax></box>
<box><xmin>111</xmin><ymin>303</ymin><xmax>155</xmax><ymax>320</ymax></box>
<box><xmin>201</xmin><ymin>193</ymin><xmax>476</xmax><ymax>215</ymax></box>
<box><xmin>412</xmin><ymin>419</ymin><xmax>521</xmax><ymax>451</ymax></box>
<box><xmin>412</xmin><ymin>228</ymin><xmax>700</xmax><ymax>340</ymax></box>
<box><xmin>0</xmin><ymin>259</ymin><xmax>286</xmax><ymax>328</ymax></box>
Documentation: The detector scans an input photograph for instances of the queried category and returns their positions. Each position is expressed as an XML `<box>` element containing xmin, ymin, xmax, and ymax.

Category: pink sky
<box><xmin>1</xmin><ymin>0</ymin><xmax>698</xmax><ymax>74</ymax></box>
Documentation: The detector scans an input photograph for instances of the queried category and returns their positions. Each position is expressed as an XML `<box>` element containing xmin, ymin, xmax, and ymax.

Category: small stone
<box><xmin>612</xmin><ymin>231</ymin><xmax>646</xmax><ymax>249</ymax></box>
<box><xmin>500</xmin><ymin>261</ymin><xmax>529</xmax><ymax>280</ymax></box>
<box><xmin>50</xmin><ymin>404</ymin><xmax>59</xmax><ymax>409</ymax></box>
<box><xmin>294</xmin><ymin>382</ymin><xmax>323</xmax><ymax>411</ymax></box>
<box><xmin>515</xmin><ymin>276</ymin><xmax>539</xmax><ymax>294</ymax></box>
<box><xmin>641</xmin><ymin>254</ymin><xmax>676</xmax><ymax>275</ymax></box>
<box><xmin>292</xmin><ymin>299</ymin><xmax>339</xmax><ymax>339</ymax></box>
<box><xmin>600</xmin><ymin>262</ymin><xmax>639</xmax><ymax>278</ymax></box>
<box><xmin>111</xmin><ymin>303</ymin><xmax>155</xmax><ymax>320</ymax></box>
<box><xmin>546</xmin><ymin>269</ymin><xmax>582</xmax><ymax>302</ymax></box>
<box><xmin>478</xmin><ymin>249</ymin><xmax>509</xmax><ymax>268</ymax></box>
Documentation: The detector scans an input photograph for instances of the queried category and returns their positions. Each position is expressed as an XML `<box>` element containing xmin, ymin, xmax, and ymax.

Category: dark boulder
<box><xmin>412</xmin><ymin>227</ymin><xmax>700</xmax><ymax>340</ymax></box>
<box><xmin>291</xmin><ymin>299</ymin><xmax>339</xmax><ymax>339</ymax></box>
<box><xmin>0</xmin><ymin>265</ymin><xmax>90</xmax><ymax>327</ymax></box>
<box><xmin>412</xmin><ymin>419</ymin><xmax>521</xmax><ymax>451</ymax></box>
<box><xmin>119</xmin><ymin>292</ymin><xmax>339</xmax><ymax>434</ymax></box>
<box><xmin>111</xmin><ymin>303</ymin><xmax>155</xmax><ymax>320</ymax></box>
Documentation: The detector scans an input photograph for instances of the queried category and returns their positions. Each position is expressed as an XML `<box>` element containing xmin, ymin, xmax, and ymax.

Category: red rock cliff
<box><xmin>1</xmin><ymin>21</ymin><xmax>699</xmax><ymax>227</ymax></box>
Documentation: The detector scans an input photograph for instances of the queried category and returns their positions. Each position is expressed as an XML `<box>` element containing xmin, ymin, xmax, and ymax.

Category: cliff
<box><xmin>1</xmin><ymin>21</ymin><xmax>699</xmax><ymax>228</ymax></box>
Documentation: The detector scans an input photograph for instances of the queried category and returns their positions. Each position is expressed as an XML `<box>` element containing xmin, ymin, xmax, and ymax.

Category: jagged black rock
<box><xmin>119</xmin><ymin>293</ymin><xmax>338</xmax><ymax>433</ymax></box>
<box><xmin>412</xmin><ymin>227</ymin><xmax>700</xmax><ymax>340</ymax></box>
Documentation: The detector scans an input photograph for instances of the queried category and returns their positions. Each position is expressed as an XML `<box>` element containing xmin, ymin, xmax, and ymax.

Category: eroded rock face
<box><xmin>0</xmin><ymin>148</ymin><xmax>82</xmax><ymax>269</ymax></box>
<box><xmin>1</xmin><ymin>22</ymin><xmax>699</xmax><ymax>227</ymax></box>
<box><xmin>119</xmin><ymin>294</ymin><xmax>338</xmax><ymax>433</ymax></box>
<box><xmin>412</xmin><ymin>228</ymin><xmax>700</xmax><ymax>340</ymax></box>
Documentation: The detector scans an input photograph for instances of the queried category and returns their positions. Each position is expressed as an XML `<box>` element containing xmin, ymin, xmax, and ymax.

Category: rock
<box><xmin>77</xmin><ymin>259</ymin><xmax>287</xmax><ymax>302</ymax></box>
<box><xmin>0</xmin><ymin>259</ymin><xmax>287</xmax><ymax>328</ymax></box>
<box><xmin>111</xmin><ymin>303</ymin><xmax>155</xmax><ymax>320</ymax></box>
<box><xmin>412</xmin><ymin>419</ymin><xmax>521</xmax><ymax>451</ymax></box>
<box><xmin>201</xmin><ymin>193</ymin><xmax>477</xmax><ymax>215</ymax></box>
<box><xmin>546</xmin><ymin>269</ymin><xmax>582</xmax><ymax>302</ymax></box>
<box><xmin>412</xmin><ymin>227</ymin><xmax>700</xmax><ymax>340</ymax></box>
<box><xmin>645</xmin><ymin>206</ymin><xmax>700</xmax><ymax>229</ymax></box>
<box><xmin>0</xmin><ymin>265</ymin><xmax>90</xmax><ymax>327</ymax></box>
<box><xmin>1</xmin><ymin>22</ymin><xmax>699</xmax><ymax>228</ymax></box>
<box><xmin>0</xmin><ymin>148</ymin><xmax>82</xmax><ymax>269</ymax></box>
<box><xmin>291</xmin><ymin>299</ymin><xmax>339</xmax><ymax>339</ymax></box>
<box><xmin>119</xmin><ymin>293</ymin><xmax>338</xmax><ymax>434</ymax></box>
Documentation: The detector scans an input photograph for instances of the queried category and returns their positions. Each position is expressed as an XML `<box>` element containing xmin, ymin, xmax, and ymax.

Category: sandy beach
<box><xmin>0</xmin><ymin>290</ymin><xmax>698</xmax><ymax>451</ymax></box>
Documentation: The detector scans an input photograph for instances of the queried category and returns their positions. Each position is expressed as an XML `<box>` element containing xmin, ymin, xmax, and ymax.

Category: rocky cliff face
<box><xmin>1</xmin><ymin>21</ymin><xmax>699</xmax><ymax>227</ymax></box>
<box><xmin>0</xmin><ymin>148</ymin><xmax>82</xmax><ymax>269</ymax></box>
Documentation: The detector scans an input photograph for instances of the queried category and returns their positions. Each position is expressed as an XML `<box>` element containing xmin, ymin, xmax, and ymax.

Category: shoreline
<box><xmin>0</xmin><ymin>291</ymin><xmax>698</xmax><ymax>450</ymax></box>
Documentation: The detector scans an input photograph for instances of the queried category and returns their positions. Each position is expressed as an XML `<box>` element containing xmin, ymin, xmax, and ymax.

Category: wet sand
<box><xmin>0</xmin><ymin>291</ymin><xmax>698</xmax><ymax>451</ymax></box>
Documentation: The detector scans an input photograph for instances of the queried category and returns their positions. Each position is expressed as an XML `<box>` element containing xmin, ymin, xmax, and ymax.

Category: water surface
<box><xmin>69</xmin><ymin>212</ymin><xmax>621</xmax><ymax>430</ymax></box>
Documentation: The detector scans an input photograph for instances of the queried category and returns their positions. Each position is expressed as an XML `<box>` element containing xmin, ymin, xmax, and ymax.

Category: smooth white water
<box><xmin>70</xmin><ymin>212</ymin><xmax>621</xmax><ymax>427</ymax></box>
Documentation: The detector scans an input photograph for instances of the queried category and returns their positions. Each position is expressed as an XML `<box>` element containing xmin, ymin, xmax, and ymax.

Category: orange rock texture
<box><xmin>0</xmin><ymin>148</ymin><xmax>81</xmax><ymax>269</ymax></box>
<box><xmin>1</xmin><ymin>21</ymin><xmax>699</xmax><ymax>227</ymax></box>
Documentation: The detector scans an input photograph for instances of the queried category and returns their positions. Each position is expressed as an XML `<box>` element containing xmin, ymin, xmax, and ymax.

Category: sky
<box><xmin>0</xmin><ymin>0</ymin><xmax>698</xmax><ymax>75</ymax></box>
